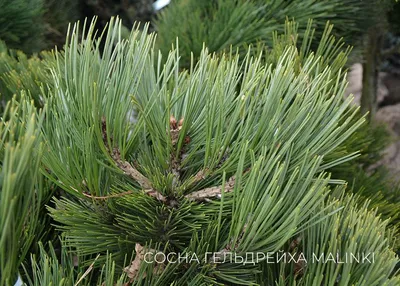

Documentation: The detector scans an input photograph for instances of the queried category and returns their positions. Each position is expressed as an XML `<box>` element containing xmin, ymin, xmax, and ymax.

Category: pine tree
<box><xmin>9</xmin><ymin>18</ymin><xmax>398</xmax><ymax>285</ymax></box>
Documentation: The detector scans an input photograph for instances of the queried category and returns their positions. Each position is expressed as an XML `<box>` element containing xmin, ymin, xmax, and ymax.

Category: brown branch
<box><xmin>145</xmin><ymin>189</ymin><xmax>167</xmax><ymax>202</ymax></box>
<box><xmin>124</xmin><ymin>243</ymin><xmax>165</xmax><ymax>281</ymax></box>
<box><xmin>110</xmin><ymin>147</ymin><xmax>152</xmax><ymax>189</ymax></box>
<box><xmin>169</xmin><ymin>115</ymin><xmax>186</xmax><ymax>188</ymax></box>
<box><xmin>124</xmin><ymin>243</ymin><xmax>145</xmax><ymax>280</ymax></box>
<box><xmin>192</xmin><ymin>169</ymin><xmax>208</xmax><ymax>184</ymax></box>
<box><xmin>169</xmin><ymin>115</ymin><xmax>183</xmax><ymax>145</ymax></box>
<box><xmin>185</xmin><ymin>175</ymin><xmax>236</xmax><ymax>201</ymax></box>
<box><xmin>101</xmin><ymin>117</ymin><xmax>157</xmax><ymax>193</ymax></box>
<box><xmin>289</xmin><ymin>236</ymin><xmax>302</xmax><ymax>251</ymax></box>
<box><xmin>111</xmin><ymin>153</ymin><xmax>167</xmax><ymax>202</ymax></box>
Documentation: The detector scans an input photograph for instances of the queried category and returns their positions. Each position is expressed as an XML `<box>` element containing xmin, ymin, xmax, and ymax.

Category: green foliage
<box><xmin>261</xmin><ymin>20</ymin><xmax>351</xmax><ymax>75</ymax></box>
<box><xmin>24</xmin><ymin>239</ymin><xmax>131</xmax><ymax>285</ymax></box>
<box><xmin>263</xmin><ymin>20</ymin><xmax>400</xmax><ymax>234</ymax></box>
<box><xmin>265</xmin><ymin>192</ymin><xmax>400</xmax><ymax>285</ymax></box>
<box><xmin>249</xmin><ymin>21</ymin><xmax>400</xmax><ymax>233</ymax></box>
<box><xmin>154</xmin><ymin>0</ymin><xmax>375</xmax><ymax>68</ymax></box>
<box><xmin>352</xmin><ymin>168</ymin><xmax>400</xmax><ymax>231</ymax></box>
<box><xmin>0</xmin><ymin>96</ymin><xmax>46</xmax><ymax>285</ymax></box>
<box><xmin>0</xmin><ymin>0</ymin><xmax>82</xmax><ymax>53</ymax></box>
<box><xmin>0</xmin><ymin>40</ymin><xmax>55</xmax><ymax>110</ymax></box>
<box><xmin>25</xmin><ymin>195</ymin><xmax>400</xmax><ymax>285</ymax></box>
<box><xmin>26</xmin><ymin>17</ymin><xmax>398</xmax><ymax>284</ymax></box>
<box><xmin>0</xmin><ymin>0</ymin><xmax>44</xmax><ymax>53</ymax></box>
<box><xmin>328</xmin><ymin>117</ymin><xmax>400</xmax><ymax>229</ymax></box>
<box><xmin>24</xmin><ymin>241</ymin><xmax>78</xmax><ymax>286</ymax></box>
<box><xmin>0</xmin><ymin>0</ymin><xmax>397</xmax><ymax>284</ymax></box>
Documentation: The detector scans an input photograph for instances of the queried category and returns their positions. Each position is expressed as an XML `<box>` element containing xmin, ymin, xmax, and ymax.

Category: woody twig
<box><xmin>101</xmin><ymin>117</ymin><xmax>166</xmax><ymax>202</ymax></box>
<box><xmin>169</xmin><ymin>115</ymin><xmax>188</xmax><ymax>188</ymax></box>
<box><xmin>109</xmin><ymin>147</ymin><xmax>152</xmax><ymax>189</ymax></box>
<box><xmin>185</xmin><ymin>167</ymin><xmax>250</xmax><ymax>202</ymax></box>
<box><xmin>123</xmin><ymin>243</ymin><xmax>165</xmax><ymax>281</ymax></box>
<box><xmin>185</xmin><ymin>175</ymin><xmax>236</xmax><ymax>202</ymax></box>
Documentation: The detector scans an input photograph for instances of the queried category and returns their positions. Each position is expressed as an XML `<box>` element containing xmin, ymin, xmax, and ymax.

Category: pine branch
<box><xmin>185</xmin><ymin>175</ymin><xmax>236</xmax><ymax>202</ymax></box>
<box><xmin>101</xmin><ymin>117</ymin><xmax>152</xmax><ymax>189</ymax></box>
<box><xmin>110</xmin><ymin>147</ymin><xmax>152</xmax><ymax>189</ymax></box>
<box><xmin>110</xmin><ymin>150</ymin><xmax>167</xmax><ymax>202</ymax></box>
<box><xmin>169</xmin><ymin>115</ymin><xmax>184</xmax><ymax>187</ymax></box>
<box><xmin>123</xmin><ymin>243</ymin><xmax>165</xmax><ymax>281</ymax></box>
<box><xmin>144</xmin><ymin>189</ymin><xmax>167</xmax><ymax>202</ymax></box>
<box><xmin>35</xmin><ymin>18</ymin><xmax>400</xmax><ymax>285</ymax></box>
<box><xmin>185</xmin><ymin>167</ymin><xmax>251</xmax><ymax>202</ymax></box>
<box><xmin>123</xmin><ymin>243</ymin><xmax>145</xmax><ymax>280</ymax></box>
<box><xmin>101</xmin><ymin>118</ymin><xmax>167</xmax><ymax>202</ymax></box>
<box><xmin>169</xmin><ymin>114</ymin><xmax>184</xmax><ymax>146</ymax></box>
<box><xmin>192</xmin><ymin>169</ymin><xmax>208</xmax><ymax>184</ymax></box>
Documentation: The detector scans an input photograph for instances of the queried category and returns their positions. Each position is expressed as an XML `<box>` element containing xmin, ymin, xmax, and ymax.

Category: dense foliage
<box><xmin>3</xmin><ymin>18</ymin><xmax>395</xmax><ymax>285</ymax></box>
<box><xmin>155</xmin><ymin>0</ymin><xmax>376</xmax><ymax>68</ymax></box>
<box><xmin>0</xmin><ymin>0</ymin><xmax>44</xmax><ymax>52</ymax></box>
<box><xmin>0</xmin><ymin>1</ymin><xmax>399</xmax><ymax>285</ymax></box>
